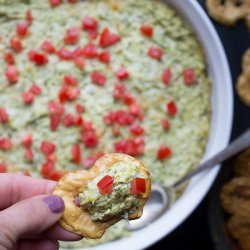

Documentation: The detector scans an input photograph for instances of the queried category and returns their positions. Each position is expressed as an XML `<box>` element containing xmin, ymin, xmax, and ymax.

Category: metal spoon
<box><xmin>127</xmin><ymin>128</ymin><xmax>250</xmax><ymax>231</ymax></box>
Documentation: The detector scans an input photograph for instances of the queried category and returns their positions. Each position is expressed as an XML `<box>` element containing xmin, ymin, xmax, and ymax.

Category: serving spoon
<box><xmin>127</xmin><ymin>128</ymin><xmax>250</xmax><ymax>231</ymax></box>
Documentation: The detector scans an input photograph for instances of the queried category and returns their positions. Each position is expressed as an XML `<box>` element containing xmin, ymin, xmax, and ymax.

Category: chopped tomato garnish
<box><xmin>26</xmin><ymin>10</ymin><xmax>33</xmax><ymax>25</ymax></box>
<box><xmin>10</xmin><ymin>37</ymin><xmax>23</xmax><ymax>53</ymax></box>
<box><xmin>25</xmin><ymin>149</ymin><xmax>34</xmax><ymax>162</ymax></box>
<box><xmin>41</xmin><ymin>161</ymin><xmax>55</xmax><ymax>178</ymax></box>
<box><xmin>49</xmin><ymin>101</ymin><xmax>65</xmax><ymax>115</ymax></box>
<box><xmin>82</xmin><ymin>42</ymin><xmax>98</xmax><ymax>58</ymax></box>
<box><xmin>82</xmin><ymin>17</ymin><xmax>98</xmax><ymax>30</ymax></box>
<box><xmin>71</xmin><ymin>144</ymin><xmax>82</xmax><ymax>164</ymax></box>
<box><xmin>0</xmin><ymin>108</ymin><xmax>9</xmax><ymax>124</ymax></box>
<box><xmin>57</xmin><ymin>48</ymin><xmax>74</xmax><ymax>60</ymax></box>
<box><xmin>82</xmin><ymin>156</ymin><xmax>95</xmax><ymax>169</ymax></box>
<box><xmin>73</xmin><ymin>114</ymin><xmax>83</xmax><ymax>126</ymax></box>
<box><xmin>147</xmin><ymin>47</ymin><xmax>163</xmax><ymax>60</ymax></box>
<box><xmin>16</xmin><ymin>21</ymin><xmax>29</xmax><ymax>37</ymax></box>
<box><xmin>67</xmin><ymin>87</ymin><xmax>80</xmax><ymax>101</ymax></box>
<box><xmin>113</xmin><ymin>83</ymin><xmax>126</xmax><ymax>100</ymax></box>
<box><xmin>140</xmin><ymin>24</ymin><xmax>153</xmax><ymax>37</ymax></box>
<box><xmin>63</xmin><ymin>114</ymin><xmax>83</xmax><ymax>127</ymax></box>
<box><xmin>161</xmin><ymin>119</ymin><xmax>170</xmax><ymax>130</ymax></box>
<box><xmin>4</xmin><ymin>52</ymin><xmax>15</xmax><ymax>64</ymax></box>
<box><xmin>162</xmin><ymin>68</ymin><xmax>172</xmax><ymax>85</ymax></box>
<box><xmin>99</xmin><ymin>28</ymin><xmax>121</xmax><ymax>48</ymax></box>
<box><xmin>97</xmin><ymin>175</ymin><xmax>114</xmax><ymax>195</ymax></box>
<box><xmin>0</xmin><ymin>163</ymin><xmax>7</xmax><ymax>173</ymax></box>
<box><xmin>74</xmin><ymin>57</ymin><xmax>85</xmax><ymax>70</ymax></box>
<box><xmin>115</xmin><ymin>110</ymin><xmax>135</xmax><ymax>126</ymax></box>
<box><xmin>40</xmin><ymin>141</ymin><xmax>56</xmax><ymax>155</ymax></box>
<box><xmin>75</xmin><ymin>103</ymin><xmax>85</xmax><ymax>113</ymax></box>
<box><xmin>64</xmin><ymin>27</ymin><xmax>80</xmax><ymax>44</ymax></box>
<box><xmin>129</xmin><ymin>103</ymin><xmax>141</xmax><ymax>117</ymax></box>
<box><xmin>28</xmin><ymin>50</ymin><xmax>48</xmax><ymax>65</ymax></box>
<box><xmin>115</xmin><ymin>67</ymin><xmax>129</xmax><ymax>80</ymax></box>
<box><xmin>98</xmin><ymin>52</ymin><xmax>110</xmax><ymax>64</ymax></box>
<box><xmin>49</xmin><ymin>170</ymin><xmax>64</xmax><ymax>181</ymax></box>
<box><xmin>157</xmin><ymin>144</ymin><xmax>172</xmax><ymax>160</ymax></box>
<box><xmin>91</xmin><ymin>71</ymin><xmax>106</xmax><ymax>86</ymax></box>
<box><xmin>41</xmin><ymin>41</ymin><xmax>56</xmax><ymax>54</ymax></box>
<box><xmin>82</xmin><ymin>130</ymin><xmax>98</xmax><ymax>148</ymax></box>
<box><xmin>103</xmin><ymin>111</ymin><xmax>116</xmax><ymax>125</ymax></box>
<box><xmin>50</xmin><ymin>114</ymin><xmax>61</xmax><ymax>131</ymax></box>
<box><xmin>131</xmin><ymin>177</ymin><xmax>146</xmax><ymax>194</ymax></box>
<box><xmin>29</xmin><ymin>84</ymin><xmax>42</xmax><ymax>96</ymax></box>
<box><xmin>183</xmin><ymin>68</ymin><xmax>196</xmax><ymax>85</ymax></box>
<box><xmin>58</xmin><ymin>85</ymin><xmax>70</xmax><ymax>103</ymax></box>
<box><xmin>22</xmin><ymin>134</ymin><xmax>32</xmax><ymax>148</ymax></box>
<box><xmin>130</xmin><ymin>123</ymin><xmax>144</xmax><ymax>136</ymax></box>
<box><xmin>88</xmin><ymin>29</ymin><xmax>98</xmax><ymax>39</ymax></box>
<box><xmin>122</xmin><ymin>93</ymin><xmax>136</xmax><ymax>105</ymax></box>
<box><xmin>166</xmin><ymin>100</ymin><xmax>177</xmax><ymax>117</ymax></box>
<box><xmin>49</xmin><ymin>0</ymin><xmax>62</xmax><ymax>7</ymax></box>
<box><xmin>63</xmin><ymin>75</ymin><xmax>78</xmax><ymax>86</ymax></box>
<box><xmin>22</xmin><ymin>91</ymin><xmax>34</xmax><ymax>105</ymax></box>
<box><xmin>5</xmin><ymin>65</ymin><xmax>19</xmax><ymax>84</ymax></box>
<box><xmin>0</xmin><ymin>138</ymin><xmax>12</xmax><ymax>151</ymax></box>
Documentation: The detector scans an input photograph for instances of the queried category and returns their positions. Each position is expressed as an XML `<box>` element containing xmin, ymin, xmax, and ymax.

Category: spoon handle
<box><xmin>173</xmin><ymin>128</ymin><xmax>250</xmax><ymax>189</ymax></box>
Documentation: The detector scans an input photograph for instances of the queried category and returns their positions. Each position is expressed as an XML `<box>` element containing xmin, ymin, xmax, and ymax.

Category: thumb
<box><xmin>0</xmin><ymin>195</ymin><xmax>64</xmax><ymax>249</ymax></box>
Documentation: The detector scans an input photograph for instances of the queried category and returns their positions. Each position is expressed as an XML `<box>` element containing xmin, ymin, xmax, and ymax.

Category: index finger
<box><xmin>0</xmin><ymin>173</ymin><xmax>56</xmax><ymax>210</ymax></box>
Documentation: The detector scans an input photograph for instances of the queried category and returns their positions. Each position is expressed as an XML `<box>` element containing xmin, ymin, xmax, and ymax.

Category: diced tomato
<box><xmin>0</xmin><ymin>163</ymin><xmax>7</xmax><ymax>173</ymax></box>
<box><xmin>0</xmin><ymin>108</ymin><xmax>9</xmax><ymax>124</ymax></box>
<box><xmin>97</xmin><ymin>175</ymin><xmax>114</xmax><ymax>195</ymax></box>
<box><xmin>115</xmin><ymin>110</ymin><xmax>135</xmax><ymax>126</ymax></box>
<box><xmin>103</xmin><ymin>111</ymin><xmax>116</xmax><ymax>125</ymax></box>
<box><xmin>50</xmin><ymin>114</ymin><xmax>61</xmax><ymax>131</ymax></box>
<box><xmin>82</xmin><ymin>42</ymin><xmax>98</xmax><ymax>58</ymax></box>
<box><xmin>67</xmin><ymin>87</ymin><xmax>80</xmax><ymax>101</ymax></box>
<box><xmin>74</xmin><ymin>57</ymin><xmax>85</xmax><ymax>70</ymax></box>
<box><xmin>131</xmin><ymin>177</ymin><xmax>146</xmax><ymax>194</ymax></box>
<box><xmin>64</xmin><ymin>27</ymin><xmax>80</xmax><ymax>44</ymax></box>
<box><xmin>0</xmin><ymin>138</ymin><xmax>12</xmax><ymax>151</ymax></box>
<box><xmin>5</xmin><ymin>65</ymin><xmax>19</xmax><ymax>84</ymax></box>
<box><xmin>130</xmin><ymin>123</ymin><xmax>144</xmax><ymax>136</ymax></box>
<box><xmin>82</xmin><ymin>130</ymin><xmax>98</xmax><ymax>148</ymax></box>
<box><xmin>88</xmin><ymin>29</ymin><xmax>98</xmax><ymax>39</ymax></box>
<box><xmin>183</xmin><ymin>68</ymin><xmax>196</xmax><ymax>85</ymax></box>
<box><xmin>157</xmin><ymin>144</ymin><xmax>172</xmax><ymax>160</ymax></box>
<box><xmin>75</xmin><ymin>103</ymin><xmax>85</xmax><ymax>113</ymax></box>
<box><xmin>161</xmin><ymin>119</ymin><xmax>170</xmax><ymax>130</ymax></box>
<box><xmin>82</xmin><ymin>17</ymin><xmax>98</xmax><ymax>30</ymax></box>
<box><xmin>63</xmin><ymin>75</ymin><xmax>78</xmax><ymax>86</ymax></box>
<box><xmin>123</xmin><ymin>93</ymin><xmax>136</xmax><ymax>105</ymax></box>
<box><xmin>91</xmin><ymin>71</ymin><xmax>106</xmax><ymax>86</ymax></box>
<box><xmin>4</xmin><ymin>52</ymin><xmax>15</xmax><ymax>64</ymax></box>
<box><xmin>25</xmin><ymin>149</ymin><xmax>34</xmax><ymax>161</ymax></box>
<box><xmin>46</xmin><ymin>154</ymin><xmax>57</xmax><ymax>163</ymax></box>
<box><xmin>22</xmin><ymin>134</ymin><xmax>32</xmax><ymax>148</ymax></box>
<box><xmin>166</xmin><ymin>100</ymin><xmax>177</xmax><ymax>117</ymax></box>
<box><xmin>22</xmin><ymin>91</ymin><xmax>34</xmax><ymax>105</ymax></box>
<box><xmin>41</xmin><ymin>41</ymin><xmax>56</xmax><ymax>54</ymax></box>
<box><xmin>29</xmin><ymin>83</ymin><xmax>42</xmax><ymax>96</ymax></box>
<box><xmin>147</xmin><ymin>47</ymin><xmax>163</xmax><ymax>60</ymax></box>
<box><xmin>41</xmin><ymin>161</ymin><xmax>55</xmax><ymax>178</ymax></box>
<box><xmin>57</xmin><ymin>48</ymin><xmax>74</xmax><ymax>60</ymax></box>
<box><xmin>49</xmin><ymin>0</ymin><xmax>62</xmax><ymax>7</ymax></box>
<box><xmin>49</xmin><ymin>170</ymin><xmax>64</xmax><ymax>181</ymax></box>
<box><xmin>58</xmin><ymin>85</ymin><xmax>70</xmax><ymax>103</ymax></box>
<box><xmin>10</xmin><ymin>37</ymin><xmax>23</xmax><ymax>53</ymax></box>
<box><xmin>62</xmin><ymin>114</ymin><xmax>75</xmax><ymax>127</ymax></box>
<box><xmin>28</xmin><ymin>51</ymin><xmax>48</xmax><ymax>65</ymax></box>
<box><xmin>23</xmin><ymin>171</ymin><xmax>30</xmax><ymax>176</ymax></box>
<box><xmin>16</xmin><ymin>21</ymin><xmax>29</xmax><ymax>37</ymax></box>
<box><xmin>26</xmin><ymin>10</ymin><xmax>33</xmax><ymax>25</ymax></box>
<box><xmin>140</xmin><ymin>24</ymin><xmax>153</xmax><ymax>37</ymax></box>
<box><xmin>114</xmin><ymin>138</ymin><xmax>145</xmax><ymax>156</ymax></box>
<box><xmin>115</xmin><ymin>67</ymin><xmax>129</xmax><ymax>80</ymax></box>
<box><xmin>82</xmin><ymin>120</ymin><xmax>93</xmax><ymax>131</ymax></box>
<box><xmin>82</xmin><ymin>153</ymin><xmax>104</xmax><ymax>169</ymax></box>
<box><xmin>162</xmin><ymin>68</ymin><xmax>172</xmax><ymax>85</ymax></box>
<box><xmin>98</xmin><ymin>52</ymin><xmax>110</xmax><ymax>64</ymax></box>
<box><xmin>129</xmin><ymin>103</ymin><xmax>141</xmax><ymax>116</ymax></box>
<box><xmin>113</xmin><ymin>83</ymin><xmax>126</xmax><ymax>100</ymax></box>
<box><xmin>49</xmin><ymin>101</ymin><xmax>65</xmax><ymax>115</ymax></box>
<box><xmin>73</xmin><ymin>114</ymin><xmax>83</xmax><ymax>126</ymax></box>
<box><xmin>99</xmin><ymin>28</ymin><xmax>121</xmax><ymax>48</ymax></box>
<box><xmin>40</xmin><ymin>141</ymin><xmax>56</xmax><ymax>155</ymax></box>
<box><xmin>71</xmin><ymin>144</ymin><xmax>81</xmax><ymax>164</ymax></box>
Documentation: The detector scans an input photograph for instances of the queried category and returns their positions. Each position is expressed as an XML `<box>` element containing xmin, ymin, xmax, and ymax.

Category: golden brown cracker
<box><xmin>234</xmin><ymin>148</ymin><xmax>250</xmax><ymax>177</ymax></box>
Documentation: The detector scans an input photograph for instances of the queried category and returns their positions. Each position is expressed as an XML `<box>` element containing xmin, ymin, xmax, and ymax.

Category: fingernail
<box><xmin>43</xmin><ymin>195</ymin><xmax>64</xmax><ymax>213</ymax></box>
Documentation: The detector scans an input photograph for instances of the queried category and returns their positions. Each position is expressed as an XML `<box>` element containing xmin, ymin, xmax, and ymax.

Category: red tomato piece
<box><xmin>97</xmin><ymin>175</ymin><xmax>114</xmax><ymax>195</ymax></box>
<box><xmin>166</xmin><ymin>101</ymin><xmax>178</xmax><ymax>117</ymax></box>
<box><xmin>21</xmin><ymin>91</ymin><xmax>34</xmax><ymax>105</ymax></box>
<box><xmin>41</xmin><ymin>41</ymin><xmax>56</xmax><ymax>54</ymax></box>
<box><xmin>82</xmin><ymin>42</ymin><xmax>98</xmax><ymax>58</ymax></box>
<box><xmin>131</xmin><ymin>177</ymin><xmax>146</xmax><ymax>194</ymax></box>
<box><xmin>147</xmin><ymin>47</ymin><xmax>163</xmax><ymax>60</ymax></box>
<box><xmin>58</xmin><ymin>85</ymin><xmax>70</xmax><ymax>103</ymax></box>
<box><xmin>113</xmin><ymin>83</ymin><xmax>126</xmax><ymax>100</ymax></box>
<box><xmin>129</xmin><ymin>103</ymin><xmax>141</xmax><ymax>116</ymax></box>
<box><xmin>29</xmin><ymin>51</ymin><xmax>48</xmax><ymax>65</ymax></box>
<box><xmin>103</xmin><ymin>111</ymin><xmax>116</xmax><ymax>125</ymax></box>
<box><xmin>183</xmin><ymin>68</ymin><xmax>196</xmax><ymax>85</ymax></box>
<box><xmin>115</xmin><ymin>67</ymin><xmax>129</xmax><ymax>80</ymax></box>
<box><xmin>50</xmin><ymin>114</ymin><xmax>61</xmax><ymax>131</ymax></box>
<box><xmin>130</xmin><ymin>123</ymin><xmax>144</xmax><ymax>136</ymax></box>
<box><xmin>83</xmin><ymin>154</ymin><xmax>103</xmax><ymax>169</ymax></box>
<box><xmin>29</xmin><ymin>84</ymin><xmax>42</xmax><ymax>96</ymax></box>
<box><xmin>63</xmin><ymin>75</ymin><xmax>78</xmax><ymax>86</ymax></box>
<box><xmin>49</xmin><ymin>0</ymin><xmax>62</xmax><ymax>7</ymax></box>
<box><xmin>22</xmin><ymin>134</ymin><xmax>32</xmax><ymax>148</ymax></box>
<box><xmin>67</xmin><ymin>87</ymin><xmax>80</xmax><ymax>101</ymax></box>
<box><xmin>123</xmin><ymin>93</ymin><xmax>136</xmax><ymax>105</ymax></box>
<box><xmin>82</xmin><ymin>130</ymin><xmax>98</xmax><ymax>148</ymax></box>
<box><xmin>49</xmin><ymin>170</ymin><xmax>64</xmax><ymax>181</ymax></box>
<box><xmin>64</xmin><ymin>27</ymin><xmax>80</xmax><ymax>44</ymax></box>
<box><xmin>41</xmin><ymin>161</ymin><xmax>55</xmax><ymax>178</ymax></box>
<box><xmin>75</xmin><ymin>103</ymin><xmax>85</xmax><ymax>113</ymax></box>
<box><xmin>16</xmin><ymin>21</ymin><xmax>29</xmax><ymax>37</ymax></box>
<box><xmin>49</xmin><ymin>101</ymin><xmax>64</xmax><ymax>115</ymax></box>
<box><xmin>98</xmin><ymin>52</ymin><xmax>110</xmax><ymax>64</ymax></box>
<box><xmin>57</xmin><ymin>48</ymin><xmax>74</xmax><ymax>60</ymax></box>
<box><xmin>71</xmin><ymin>144</ymin><xmax>81</xmax><ymax>164</ymax></box>
<box><xmin>73</xmin><ymin>114</ymin><xmax>83</xmax><ymax>126</ymax></box>
<box><xmin>88</xmin><ymin>29</ymin><xmax>98</xmax><ymax>39</ymax></box>
<box><xmin>5</xmin><ymin>65</ymin><xmax>19</xmax><ymax>84</ymax></box>
<box><xmin>115</xmin><ymin>110</ymin><xmax>135</xmax><ymax>126</ymax></box>
<box><xmin>162</xmin><ymin>68</ymin><xmax>172</xmax><ymax>85</ymax></box>
<box><xmin>62</xmin><ymin>114</ymin><xmax>75</xmax><ymax>127</ymax></box>
<box><xmin>0</xmin><ymin>138</ymin><xmax>12</xmax><ymax>151</ymax></box>
<box><xmin>99</xmin><ymin>28</ymin><xmax>121</xmax><ymax>48</ymax></box>
<box><xmin>26</xmin><ymin>10</ymin><xmax>33</xmax><ymax>25</ymax></box>
<box><xmin>40</xmin><ymin>141</ymin><xmax>56</xmax><ymax>155</ymax></box>
<box><xmin>25</xmin><ymin>149</ymin><xmax>34</xmax><ymax>162</ymax></box>
<box><xmin>140</xmin><ymin>24</ymin><xmax>154</xmax><ymax>37</ymax></box>
<box><xmin>10</xmin><ymin>37</ymin><xmax>23</xmax><ymax>53</ymax></box>
<box><xmin>0</xmin><ymin>108</ymin><xmax>9</xmax><ymax>124</ymax></box>
<box><xmin>91</xmin><ymin>71</ymin><xmax>106</xmax><ymax>86</ymax></box>
<box><xmin>4</xmin><ymin>52</ymin><xmax>15</xmax><ymax>64</ymax></box>
<box><xmin>157</xmin><ymin>145</ymin><xmax>172</xmax><ymax>160</ymax></box>
<box><xmin>161</xmin><ymin>119</ymin><xmax>170</xmax><ymax>130</ymax></box>
<box><xmin>74</xmin><ymin>57</ymin><xmax>85</xmax><ymax>70</ymax></box>
<box><xmin>82</xmin><ymin>17</ymin><xmax>98</xmax><ymax>30</ymax></box>
<box><xmin>0</xmin><ymin>163</ymin><xmax>7</xmax><ymax>173</ymax></box>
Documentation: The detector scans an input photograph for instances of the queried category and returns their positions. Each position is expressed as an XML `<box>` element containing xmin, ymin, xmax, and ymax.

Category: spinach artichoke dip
<box><xmin>0</xmin><ymin>0</ymin><xmax>210</xmax><ymax>247</ymax></box>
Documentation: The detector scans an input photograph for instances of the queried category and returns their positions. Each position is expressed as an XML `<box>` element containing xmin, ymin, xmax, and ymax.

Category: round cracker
<box><xmin>53</xmin><ymin>153</ymin><xmax>151</xmax><ymax>239</ymax></box>
<box><xmin>236</xmin><ymin>74</ymin><xmax>250</xmax><ymax>106</ymax></box>
<box><xmin>233</xmin><ymin>148</ymin><xmax>250</xmax><ymax>177</ymax></box>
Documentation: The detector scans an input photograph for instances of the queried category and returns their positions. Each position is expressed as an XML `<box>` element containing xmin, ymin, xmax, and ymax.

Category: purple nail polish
<box><xmin>43</xmin><ymin>195</ymin><xmax>64</xmax><ymax>213</ymax></box>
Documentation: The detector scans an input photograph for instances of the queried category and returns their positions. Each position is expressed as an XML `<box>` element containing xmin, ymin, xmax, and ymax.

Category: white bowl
<box><xmin>79</xmin><ymin>0</ymin><xmax>233</xmax><ymax>249</ymax></box>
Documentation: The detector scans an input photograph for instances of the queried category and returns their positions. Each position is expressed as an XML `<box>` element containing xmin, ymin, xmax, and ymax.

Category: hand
<box><xmin>0</xmin><ymin>173</ymin><xmax>82</xmax><ymax>250</ymax></box>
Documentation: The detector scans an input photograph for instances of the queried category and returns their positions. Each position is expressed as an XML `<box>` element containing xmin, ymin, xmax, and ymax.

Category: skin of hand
<box><xmin>0</xmin><ymin>173</ymin><xmax>82</xmax><ymax>250</ymax></box>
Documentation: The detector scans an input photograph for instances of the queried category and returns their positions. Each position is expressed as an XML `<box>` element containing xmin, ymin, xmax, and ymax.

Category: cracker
<box><xmin>53</xmin><ymin>153</ymin><xmax>151</xmax><ymax>239</ymax></box>
<box><xmin>234</xmin><ymin>148</ymin><xmax>250</xmax><ymax>177</ymax></box>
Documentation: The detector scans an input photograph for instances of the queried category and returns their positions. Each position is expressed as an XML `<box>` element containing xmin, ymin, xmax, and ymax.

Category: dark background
<box><xmin>149</xmin><ymin>0</ymin><xmax>250</xmax><ymax>249</ymax></box>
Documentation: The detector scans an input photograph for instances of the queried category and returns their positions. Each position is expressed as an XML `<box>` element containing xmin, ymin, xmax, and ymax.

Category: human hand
<box><xmin>0</xmin><ymin>173</ymin><xmax>82</xmax><ymax>250</ymax></box>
